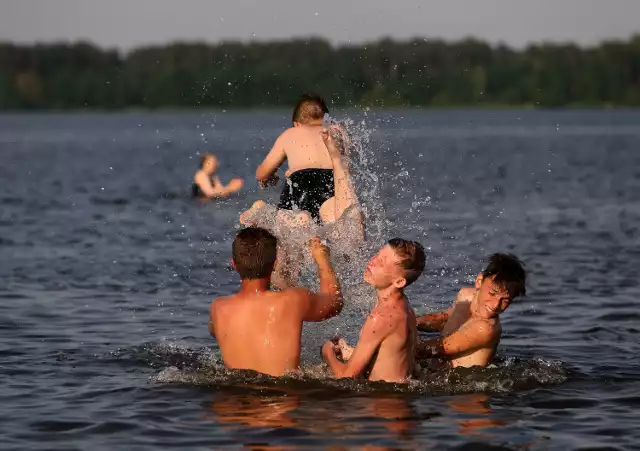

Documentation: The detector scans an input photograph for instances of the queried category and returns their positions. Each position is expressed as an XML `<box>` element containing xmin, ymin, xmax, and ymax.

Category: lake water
<box><xmin>1</xmin><ymin>109</ymin><xmax>639</xmax><ymax>450</ymax></box>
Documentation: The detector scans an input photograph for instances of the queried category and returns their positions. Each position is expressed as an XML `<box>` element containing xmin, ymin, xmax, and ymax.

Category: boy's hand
<box><xmin>322</xmin><ymin>341</ymin><xmax>339</xmax><ymax>359</ymax></box>
<box><xmin>228</xmin><ymin>178</ymin><xmax>244</xmax><ymax>192</ymax></box>
<box><xmin>310</xmin><ymin>237</ymin><xmax>330</xmax><ymax>262</ymax></box>
<box><xmin>258</xmin><ymin>174</ymin><xmax>279</xmax><ymax>189</ymax></box>
<box><xmin>337</xmin><ymin>338</ymin><xmax>354</xmax><ymax>360</ymax></box>
<box><xmin>320</xmin><ymin>126</ymin><xmax>345</xmax><ymax>159</ymax></box>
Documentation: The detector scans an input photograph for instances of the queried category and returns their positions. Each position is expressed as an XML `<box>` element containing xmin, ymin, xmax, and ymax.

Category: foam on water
<box><xmin>142</xmin><ymin>342</ymin><xmax>568</xmax><ymax>396</ymax></box>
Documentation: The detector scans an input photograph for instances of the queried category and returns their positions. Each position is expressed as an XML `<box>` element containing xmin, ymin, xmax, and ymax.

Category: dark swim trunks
<box><xmin>277</xmin><ymin>168</ymin><xmax>335</xmax><ymax>222</ymax></box>
<box><xmin>192</xmin><ymin>183</ymin><xmax>205</xmax><ymax>198</ymax></box>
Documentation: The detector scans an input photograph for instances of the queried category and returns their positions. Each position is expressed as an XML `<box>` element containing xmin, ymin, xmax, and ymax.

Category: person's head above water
<box><xmin>232</xmin><ymin>227</ymin><xmax>278</xmax><ymax>280</ymax></box>
<box><xmin>474</xmin><ymin>253</ymin><xmax>526</xmax><ymax>319</ymax></box>
<box><xmin>292</xmin><ymin>93</ymin><xmax>329</xmax><ymax>126</ymax></box>
<box><xmin>364</xmin><ymin>238</ymin><xmax>426</xmax><ymax>290</ymax></box>
<box><xmin>200</xmin><ymin>153</ymin><xmax>218</xmax><ymax>175</ymax></box>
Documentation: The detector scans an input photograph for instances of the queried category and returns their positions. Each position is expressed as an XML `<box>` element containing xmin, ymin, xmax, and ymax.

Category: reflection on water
<box><xmin>205</xmin><ymin>386</ymin><xmax>424</xmax><ymax>450</ymax></box>
<box><xmin>203</xmin><ymin>385</ymin><xmax>529</xmax><ymax>450</ymax></box>
<box><xmin>446</xmin><ymin>394</ymin><xmax>509</xmax><ymax>438</ymax></box>
<box><xmin>206</xmin><ymin>387</ymin><xmax>300</xmax><ymax>429</ymax></box>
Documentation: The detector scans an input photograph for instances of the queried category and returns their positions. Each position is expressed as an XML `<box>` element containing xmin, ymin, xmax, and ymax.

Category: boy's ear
<box><xmin>475</xmin><ymin>273</ymin><xmax>484</xmax><ymax>289</ymax></box>
<box><xmin>231</xmin><ymin>259</ymin><xmax>237</xmax><ymax>271</ymax></box>
<box><xmin>393</xmin><ymin>277</ymin><xmax>407</xmax><ymax>289</ymax></box>
<box><xmin>292</xmin><ymin>121</ymin><xmax>302</xmax><ymax>127</ymax></box>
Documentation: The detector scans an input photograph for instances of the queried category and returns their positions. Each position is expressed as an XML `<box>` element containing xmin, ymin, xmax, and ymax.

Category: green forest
<box><xmin>1</xmin><ymin>35</ymin><xmax>639</xmax><ymax>110</ymax></box>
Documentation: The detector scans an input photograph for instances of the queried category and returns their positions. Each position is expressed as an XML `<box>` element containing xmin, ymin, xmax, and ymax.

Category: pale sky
<box><xmin>0</xmin><ymin>0</ymin><xmax>638</xmax><ymax>51</ymax></box>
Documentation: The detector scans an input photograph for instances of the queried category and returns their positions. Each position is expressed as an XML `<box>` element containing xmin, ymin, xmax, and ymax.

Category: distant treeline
<box><xmin>1</xmin><ymin>36</ymin><xmax>640</xmax><ymax>110</ymax></box>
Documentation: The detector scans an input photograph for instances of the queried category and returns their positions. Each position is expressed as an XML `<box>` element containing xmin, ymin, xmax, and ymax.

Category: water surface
<box><xmin>1</xmin><ymin>109</ymin><xmax>639</xmax><ymax>450</ymax></box>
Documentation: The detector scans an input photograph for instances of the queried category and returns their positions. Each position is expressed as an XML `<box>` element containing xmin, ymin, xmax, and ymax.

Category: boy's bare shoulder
<box><xmin>210</xmin><ymin>294</ymin><xmax>234</xmax><ymax>312</ymax></box>
<box><xmin>277</xmin><ymin>127</ymin><xmax>297</xmax><ymax>140</ymax></box>
<box><xmin>277</xmin><ymin>287</ymin><xmax>312</xmax><ymax>301</ymax></box>
<box><xmin>456</xmin><ymin>287</ymin><xmax>475</xmax><ymax>303</ymax></box>
<box><xmin>371</xmin><ymin>302</ymin><xmax>405</xmax><ymax>324</ymax></box>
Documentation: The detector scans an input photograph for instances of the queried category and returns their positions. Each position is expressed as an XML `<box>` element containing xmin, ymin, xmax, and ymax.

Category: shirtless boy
<box><xmin>321</xmin><ymin>239</ymin><xmax>426</xmax><ymax>383</ymax></box>
<box><xmin>415</xmin><ymin>253</ymin><xmax>526</xmax><ymax>369</ymax></box>
<box><xmin>255</xmin><ymin>94</ymin><xmax>334</xmax><ymax>222</ymax></box>
<box><xmin>192</xmin><ymin>153</ymin><xmax>244</xmax><ymax>199</ymax></box>
<box><xmin>209</xmin><ymin>227</ymin><xmax>343</xmax><ymax>377</ymax></box>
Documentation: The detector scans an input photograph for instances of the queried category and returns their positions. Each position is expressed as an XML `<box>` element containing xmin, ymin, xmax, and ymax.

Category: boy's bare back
<box><xmin>210</xmin><ymin>288</ymin><xmax>313</xmax><ymax>376</ymax></box>
<box><xmin>267</xmin><ymin>125</ymin><xmax>333</xmax><ymax>177</ymax></box>
<box><xmin>209</xmin><ymin>232</ymin><xmax>342</xmax><ymax>377</ymax></box>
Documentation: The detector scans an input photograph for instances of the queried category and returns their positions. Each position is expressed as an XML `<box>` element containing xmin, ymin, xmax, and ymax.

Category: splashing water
<box><xmin>142</xmin><ymin>342</ymin><xmax>568</xmax><ymax>396</ymax></box>
<box><xmin>240</xmin><ymin>114</ymin><xmax>388</xmax><ymax>350</ymax></box>
<box><xmin>210</xmin><ymin>112</ymin><xmax>569</xmax><ymax>392</ymax></box>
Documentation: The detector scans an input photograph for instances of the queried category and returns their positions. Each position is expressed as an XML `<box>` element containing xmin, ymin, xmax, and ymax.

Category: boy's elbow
<box><xmin>256</xmin><ymin>165</ymin><xmax>270</xmax><ymax>181</ymax></box>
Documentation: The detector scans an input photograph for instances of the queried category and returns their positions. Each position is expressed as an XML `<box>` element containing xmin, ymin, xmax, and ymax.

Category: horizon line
<box><xmin>2</xmin><ymin>33</ymin><xmax>639</xmax><ymax>54</ymax></box>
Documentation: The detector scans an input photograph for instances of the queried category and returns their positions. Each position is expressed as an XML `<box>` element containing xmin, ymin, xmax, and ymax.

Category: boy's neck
<box><xmin>376</xmin><ymin>286</ymin><xmax>406</xmax><ymax>305</ymax></box>
<box><xmin>239</xmin><ymin>277</ymin><xmax>271</xmax><ymax>294</ymax></box>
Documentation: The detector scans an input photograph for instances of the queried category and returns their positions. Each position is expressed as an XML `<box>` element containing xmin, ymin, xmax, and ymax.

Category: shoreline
<box><xmin>1</xmin><ymin>104</ymin><xmax>638</xmax><ymax>115</ymax></box>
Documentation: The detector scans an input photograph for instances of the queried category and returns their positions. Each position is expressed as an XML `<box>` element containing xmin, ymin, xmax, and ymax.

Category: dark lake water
<box><xmin>1</xmin><ymin>109</ymin><xmax>639</xmax><ymax>450</ymax></box>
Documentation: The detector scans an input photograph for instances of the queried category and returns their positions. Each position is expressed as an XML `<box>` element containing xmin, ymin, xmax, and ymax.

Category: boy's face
<box><xmin>474</xmin><ymin>275</ymin><xmax>512</xmax><ymax>319</ymax></box>
<box><xmin>364</xmin><ymin>245</ymin><xmax>407</xmax><ymax>290</ymax></box>
<box><xmin>203</xmin><ymin>156</ymin><xmax>218</xmax><ymax>174</ymax></box>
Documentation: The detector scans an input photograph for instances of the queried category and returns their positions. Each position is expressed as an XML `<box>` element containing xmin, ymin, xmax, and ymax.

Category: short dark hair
<box><xmin>388</xmin><ymin>238</ymin><xmax>426</xmax><ymax>287</ymax></box>
<box><xmin>232</xmin><ymin>227</ymin><xmax>278</xmax><ymax>279</ymax></box>
<box><xmin>292</xmin><ymin>93</ymin><xmax>328</xmax><ymax>124</ymax></box>
<box><xmin>482</xmin><ymin>253</ymin><xmax>527</xmax><ymax>298</ymax></box>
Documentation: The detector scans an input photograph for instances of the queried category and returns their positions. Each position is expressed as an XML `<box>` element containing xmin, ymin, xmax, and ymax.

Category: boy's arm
<box><xmin>301</xmin><ymin>238</ymin><xmax>343</xmax><ymax>322</ymax></box>
<box><xmin>322</xmin><ymin>313</ymin><xmax>387</xmax><ymax>378</ymax></box>
<box><xmin>416</xmin><ymin>310</ymin><xmax>450</xmax><ymax>332</ymax></box>
<box><xmin>256</xmin><ymin>135</ymin><xmax>286</xmax><ymax>182</ymax></box>
<box><xmin>213</xmin><ymin>176</ymin><xmax>243</xmax><ymax>195</ymax></box>
<box><xmin>417</xmin><ymin>288</ymin><xmax>472</xmax><ymax>332</ymax></box>
<box><xmin>416</xmin><ymin>321</ymin><xmax>496</xmax><ymax>359</ymax></box>
<box><xmin>195</xmin><ymin>173</ymin><xmax>228</xmax><ymax>198</ymax></box>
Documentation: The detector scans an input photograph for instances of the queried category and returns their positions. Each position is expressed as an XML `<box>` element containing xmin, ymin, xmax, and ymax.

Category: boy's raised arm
<box><xmin>301</xmin><ymin>238</ymin><xmax>343</xmax><ymax>322</ymax></box>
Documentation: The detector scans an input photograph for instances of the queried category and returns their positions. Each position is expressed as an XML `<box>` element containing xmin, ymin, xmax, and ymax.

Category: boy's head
<box><xmin>292</xmin><ymin>93</ymin><xmax>328</xmax><ymax>126</ymax></box>
<box><xmin>364</xmin><ymin>238</ymin><xmax>426</xmax><ymax>290</ymax></box>
<box><xmin>200</xmin><ymin>153</ymin><xmax>218</xmax><ymax>174</ymax></box>
<box><xmin>475</xmin><ymin>253</ymin><xmax>526</xmax><ymax>318</ymax></box>
<box><xmin>232</xmin><ymin>227</ymin><xmax>278</xmax><ymax>280</ymax></box>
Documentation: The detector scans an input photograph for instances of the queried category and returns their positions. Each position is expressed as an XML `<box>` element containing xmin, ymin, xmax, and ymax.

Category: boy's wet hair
<box><xmin>232</xmin><ymin>227</ymin><xmax>278</xmax><ymax>279</ymax></box>
<box><xmin>388</xmin><ymin>238</ymin><xmax>426</xmax><ymax>286</ymax></box>
<box><xmin>482</xmin><ymin>253</ymin><xmax>527</xmax><ymax>298</ymax></box>
<box><xmin>292</xmin><ymin>93</ymin><xmax>329</xmax><ymax>124</ymax></box>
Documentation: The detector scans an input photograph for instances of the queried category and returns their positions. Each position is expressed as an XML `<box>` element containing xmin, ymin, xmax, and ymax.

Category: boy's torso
<box><xmin>212</xmin><ymin>291</ymin><xmax>305</xmax><ymax>376</ymax></box>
